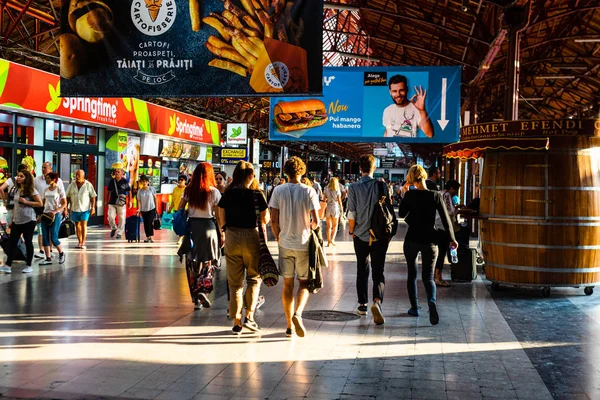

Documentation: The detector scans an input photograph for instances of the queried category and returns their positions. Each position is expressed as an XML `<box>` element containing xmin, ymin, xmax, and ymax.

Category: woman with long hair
<box><xmin>398</xmin><ymin>165</ymin><xmax>457</xmax><ymax>326</ymax></box>
<box><xmin>218</xmin><ymin>161</ymin><xmax>269</xmax><ymax>335</ymax></box>
<box><xmin>324</xmin><ymin>177</ymin><xmax>343</xmax><ymax>246</ymax></box>
<box><xmin>177</xmin><ymin>162</ymin><xmax>224</xmax><ymax>310</ymax></box>
<box><xmin>0</xmin><ymin>170</ymin><xmax>42</xmax><ymax>274</ymax></box>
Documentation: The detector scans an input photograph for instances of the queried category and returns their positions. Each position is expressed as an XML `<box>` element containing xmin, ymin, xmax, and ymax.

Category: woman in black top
<box><xmin>398</xmin><ymin>165</ymin><xmax>457</xmax><ymax>326</ymax></box>
<box><xmin>217</xmin><ymin>161</ymin><xmax>269</xmax><ymax>335</ymax></box>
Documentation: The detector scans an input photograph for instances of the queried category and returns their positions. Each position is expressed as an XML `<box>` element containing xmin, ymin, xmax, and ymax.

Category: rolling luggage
<box><xmin>451</xmin><ymin>247</ymin><xmax>477</xmax><ymax>282</ymax></box>
<box><xmin>125</xmin><ymin>216</ymin><xmax>141</xmax><ymax>243</ymax></box>
<box><xmin>0</xmin><ymin>224</ymin><xmax>27</xmax><ymax>261</ymax></box>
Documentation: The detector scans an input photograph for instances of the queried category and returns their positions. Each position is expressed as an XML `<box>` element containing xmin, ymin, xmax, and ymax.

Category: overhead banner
<box><xmin>269</xmin><ymin>66</ymin><xmax>461</xmax><ymax>143</ymax></box>
<box><xmin>60</xmin><ymin>0</ymin><xmax>323</xmax><ymax>97</ymax></box>
<box><xmin>0</xmin><ymin>59</ymin><xmax>221</xmax><ymax>145</ymax></box>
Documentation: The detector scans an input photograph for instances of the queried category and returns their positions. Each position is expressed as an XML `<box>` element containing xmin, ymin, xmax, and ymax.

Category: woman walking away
<box><xmin>136</xmin><ymin>175</ymin><xmax>158</xmax><ymax>243</ymax></box>
<box><xmin>398</xmin><ymin>165</ymin><xmax>457</xmax><ymax>326</ymax></box>
<box><xmin>218</xmin><ymin>161</ymin><xmax>269</xmax><ymax>335</ymax></box>
<box><xmin>178</xmin><ymin>163</ymin><xmax>223</xmax><ymax>310</ymax></box>
<box><xmin>324</xmin><ymin>177</ymin><xmax>342</xmax><ymax>247</ymax></box>
<box><xmin>40</xmin><ymin>172</ymin><xmax>67</xmax><ymax>266</ymax></box>
<box><xmin>0</xmin><ymin>171</ymin><xmax>42</xmax><ymax>274</ymax></box>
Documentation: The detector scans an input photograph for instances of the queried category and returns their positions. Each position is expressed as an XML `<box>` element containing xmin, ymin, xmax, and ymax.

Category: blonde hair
<box><xmin>407</xmin><ymin>165</ymin><xmax>427</xmax><ymax>184</ymax></box>
<box><xmin>327</xmin><ymin>177</ymin><xmax>339</xmax><ymax>191</ymax></box>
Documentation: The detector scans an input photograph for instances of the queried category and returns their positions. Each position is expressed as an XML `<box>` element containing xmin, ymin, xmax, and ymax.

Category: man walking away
<box><xmin>66</xmin><ymin>170</ymin><xmax>97</xmax><ymax>249</ymax></box>
<box><xmin>348</xmin><ymin>155</ymin><xmax>391</xmax><ymax>325</ymax></box>
<box><xmin>270</xmin><ymin>157</ymin><xmax>320</xmax><ymax>338</ymax></box>
<box><xmin>107</xmin><ymin>163</ymin><xmax>131</xmax><ymax>239</ymax></box>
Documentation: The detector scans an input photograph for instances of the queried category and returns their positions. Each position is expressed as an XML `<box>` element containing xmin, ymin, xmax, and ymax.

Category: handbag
<box><xmin>113</xmin><ymin>179</ymin><xmax>127</xmax><ymax>207</ymax></box>
<box><xmin>59</xmin><ymin>216</ymin><xmax>75</xmax><ymax>238</ymax></box>
<box><xmin>41</xmin><ymin>212</ymin><xmax>55</xmax><ymax>226</ymax></box>
<box><xmin>153</xmin><ymin>213</ymin><xmax>162</xmax><ymax>230</ymax></box>
<box><xmin>6</xmin><ymin>182</ymin><xmax>16</xmax><ymax>210</ymax></box>
<box><xmin>172</xmin><ymin>209</ymin><xmax>188</xmax><ymax>236</ymax></box>
<box><xmin>253</xmin><ymin>191</ymin><xmax>279</xmax><ymax>287</ymax></box>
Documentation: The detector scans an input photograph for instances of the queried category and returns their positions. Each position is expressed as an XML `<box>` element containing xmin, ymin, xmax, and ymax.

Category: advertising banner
<box><xmin>269</xmin><ymin>66</ymin><xmax>461</xmax><ymax>143</ymax></box>
<box><xmin>0</xmin><ymin>59</ymin><xmax>221</xmax><ymax>145</ymax></box>
<box><xmin>60</xmin><ymin>0</ymin><xmax>323</xmax><ymax>97</ymax></box>
<box><xmin>226</xmin><ymin>123</ymin><xmax>248</xmax><ymax>146</ymax></box>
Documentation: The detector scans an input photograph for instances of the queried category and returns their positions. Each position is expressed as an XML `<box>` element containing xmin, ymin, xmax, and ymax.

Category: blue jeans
<box><xmin>42</xmin><ymin>214</ymin><xmax>61</xmax><ymax>247</ymax></box>
<box><xmin>404</xmin><ymin>240</ymin><xmax>438</xmax><ymax>309</ymax></box>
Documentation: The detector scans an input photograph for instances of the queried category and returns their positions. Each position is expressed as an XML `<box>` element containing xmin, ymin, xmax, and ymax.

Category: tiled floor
<box><xmin>0</xmin><ymin>220</ymin><xmax>598</xmax><ymax>399</ymax></box>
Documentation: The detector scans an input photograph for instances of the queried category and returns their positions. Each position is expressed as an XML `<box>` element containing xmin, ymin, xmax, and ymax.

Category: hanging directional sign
<box><xmin>269</xmin><ymin>66</ymin><xmax>461</xmax><ymax>143</ymax></box>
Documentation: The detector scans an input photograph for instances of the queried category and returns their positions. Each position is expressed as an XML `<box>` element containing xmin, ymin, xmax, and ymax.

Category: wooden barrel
<box><xmin>480</xmin><ymin>136</ymin><xmax>600</xmax><ymax>287</ymax></box>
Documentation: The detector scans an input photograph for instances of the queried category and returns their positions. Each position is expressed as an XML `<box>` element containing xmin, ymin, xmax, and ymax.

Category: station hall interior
<box><xmin>1</xmin><ymin>0</ymin><xmax>600</xmax><ymax>399</ymax></box>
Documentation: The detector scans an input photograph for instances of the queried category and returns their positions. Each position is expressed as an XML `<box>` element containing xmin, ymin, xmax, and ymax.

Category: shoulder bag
<box><xmin>113</xmin><ymin>179</ymin><xmax>127</xmax><ymax>207</ymax></box>
<box><xmin>41</xmin><ymin>212</ymin><xmax>55</xmax><ymax>226</ymax></box>
<box><xmin>253</xmin><ymin>191</ymin><xmax>279</xmax><ymax>287</ymax></box>
<box><xmin>172</xmin><ymin>209</ymin><xmax>188</xmax><ymax>236</ymax></box>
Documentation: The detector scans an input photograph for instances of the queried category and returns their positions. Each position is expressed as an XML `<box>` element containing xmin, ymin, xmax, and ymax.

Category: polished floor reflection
<box><xmin>0</xmin><ymin>222</ymin><xmax>598</xmax><ymax>400</ymax></box>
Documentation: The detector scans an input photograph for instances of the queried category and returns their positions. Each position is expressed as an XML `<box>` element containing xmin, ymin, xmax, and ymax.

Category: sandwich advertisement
<box><xmin>60</xmin><ymin>0</ymin><xmax>323</xmax><ymax>97</ymax></box>
<box><xmin>269</xmin><ymin>66</ymin><xmax>461</xmax><ymax>143</ymax></box>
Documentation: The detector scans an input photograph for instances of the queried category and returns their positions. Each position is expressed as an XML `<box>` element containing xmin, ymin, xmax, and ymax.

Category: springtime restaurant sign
<box><xmin>0</xmin><ymin>59</ymin><xmax>221</xmax><ymax>145</ymax></box>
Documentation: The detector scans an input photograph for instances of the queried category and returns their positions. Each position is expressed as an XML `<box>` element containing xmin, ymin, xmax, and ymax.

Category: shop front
<box><xmin>0</xmin><ymin>59</ymin><xmax>221</xmax><ymax>225</ymax></box>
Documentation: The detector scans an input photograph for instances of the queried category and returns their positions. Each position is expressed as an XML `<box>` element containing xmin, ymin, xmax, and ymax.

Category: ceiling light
<box><xmin>535</xmin><ymin>75</ymin><xmax>575</xmax><ymax>79</ymax></box>
<box><xmin>461</xmin><ymin>0</ymin><xmax>469</xmax><ymax>12</ymax></box>
<box><xmin>574</xmin><ymin>38</ymin><xmax>600</xmax><ymax>43</ymax></box>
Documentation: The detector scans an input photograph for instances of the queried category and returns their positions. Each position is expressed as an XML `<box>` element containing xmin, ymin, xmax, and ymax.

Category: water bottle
<box><xmin>450</xmin><ymin>247</ymin><xmax>458</xmax><ymax>264</ymax></box>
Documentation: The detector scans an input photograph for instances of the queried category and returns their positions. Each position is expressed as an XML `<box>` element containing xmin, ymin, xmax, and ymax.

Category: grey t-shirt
<box><xmin>137</xmin><ymin>187</ymin><xmax>156</xmax><ymax>212</ymax></box>
<box><xmin>12</xmin><ymin>189</ymin><xmax>40</xmax><ymax>225</ymax></box>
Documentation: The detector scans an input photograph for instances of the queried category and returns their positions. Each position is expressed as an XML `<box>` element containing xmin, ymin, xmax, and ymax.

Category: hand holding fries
<box><xmin>203</xmin><ymin>0</ymin><xmax>305</xmax><ymax>79</ymax></box>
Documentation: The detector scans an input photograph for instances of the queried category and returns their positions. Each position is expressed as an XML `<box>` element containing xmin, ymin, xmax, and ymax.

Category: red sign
<box><xmin>0</xmin><ymin>59</ymin><xmax>220</xmax><ymax>145</ymax></box>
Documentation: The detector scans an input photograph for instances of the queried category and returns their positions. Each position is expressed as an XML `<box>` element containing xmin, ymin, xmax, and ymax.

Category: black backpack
<box><xmin>369</xmin><ymin>181</ymin><xmax>398</xmax><ymax>245</ymax></box>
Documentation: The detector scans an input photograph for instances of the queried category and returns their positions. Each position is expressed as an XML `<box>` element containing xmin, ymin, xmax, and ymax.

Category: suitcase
<box><xmin>451</xmin><ymin>247</ymin><xmax>477</xmax><ymax>282</ymax></box>
<box><xmin>0</xmin><ymin>224</ymin><xmax>27</xmax><ymax>261</ymax></box>
<box><xmin>125</xmin><ymin>216</ymin><xmax>141</xmax><ymax>243</ymax></box>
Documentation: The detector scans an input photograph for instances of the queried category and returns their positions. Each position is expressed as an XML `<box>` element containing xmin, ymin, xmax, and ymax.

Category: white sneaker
<box><xmin>58</xmin><ymin>253</ymin><xmax>66</xmax><ymax>264</ymax></box>
<box><xmin>34</xmin><ymin>252</ymin><xmax>44</xmax><ymax>259</ymax></box>
<box><xmin>0</xmin><ymin>266</ymin><xmax>11</xmax><ymax>273</ymax></box>
<box><xmin>39</xmin><ymin>259</ymin><xmax>52</xmax><ymax>266</ymax></box>
<box><xmin>22</xmin><ymin>266</ymin><xmax>33</xmax><ymax>273</ymax></box>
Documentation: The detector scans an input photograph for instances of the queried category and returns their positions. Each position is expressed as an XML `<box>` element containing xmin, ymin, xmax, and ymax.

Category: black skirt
<box><xmin>185</xmin><ymin>217</ymin><xmax>220</xmax><ymax>265</ymax></box>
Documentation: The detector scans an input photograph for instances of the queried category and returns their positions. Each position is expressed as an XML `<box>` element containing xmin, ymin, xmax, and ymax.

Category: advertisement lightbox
<box><xmin>60</xmin><ymin>0</ymin><xmax>324</xmax><ymax>97</ymax></box>
<box><xmin>269</xmin><ymin>66</ymin><xmax>461</xmax><ymax>143</ymax></box>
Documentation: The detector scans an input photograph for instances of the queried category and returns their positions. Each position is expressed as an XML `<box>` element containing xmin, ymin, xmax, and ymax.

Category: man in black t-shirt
<box><xmin>107</xmin><ymin>165</ymin><xmax>131</xmax><ymax>239</ymax></box>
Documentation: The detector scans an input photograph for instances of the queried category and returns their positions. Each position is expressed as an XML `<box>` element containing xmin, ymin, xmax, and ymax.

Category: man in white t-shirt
<box><xmin>33</xmin><ymin>162</ymin><xmax>65</xmax><ymax>258</ymax></box>
<box><xmin>269</xmin><ymin>157</ymin><xmax>320</xmax><ymax>338</ymax></box>
<box><xmin>383</xmin><ymin>74</ymin><xmax>434</xmax><ymax>138</ymax></box>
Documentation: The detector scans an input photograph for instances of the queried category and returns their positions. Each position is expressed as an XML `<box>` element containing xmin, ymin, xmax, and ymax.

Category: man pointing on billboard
<box><xmin>383</xmin><ymin>75</ymin><xmax>434</xmax><ymax>138</ymax></box>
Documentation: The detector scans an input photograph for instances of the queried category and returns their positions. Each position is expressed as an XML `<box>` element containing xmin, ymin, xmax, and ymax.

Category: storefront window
<box><xmin>74</xmin><ymin>125</ymin><xmax>86</xmax><ymax>144</ymax></box>
<box><xmin>86</xmin><ymin>127</ymin><xmax>98</xmax><ymax>145</ymax></box>
<box><xmin>15</xmin><ymin>148</ymin><xmax>35</xmax><ymax>167</ymax></box>
<box><xmin>0</xmin><ymin>111</ymin><xmax>14</xmax><ymax>143</ymax></box>
<box><xmin>16</xmin><ymin>115</ymin><xmax>35</xmax><ymax>144</ymax></box>
<box><xmin>58</xmin><ymin>123</ymin><xmax>73</xmax><ymax>143</ymax></box>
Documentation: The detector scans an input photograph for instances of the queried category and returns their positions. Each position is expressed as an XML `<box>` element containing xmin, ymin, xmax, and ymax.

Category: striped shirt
<box><xmin>347</xmin><ymin>176</ymin><xmax>379</xmax><ymax>242</ymax></box>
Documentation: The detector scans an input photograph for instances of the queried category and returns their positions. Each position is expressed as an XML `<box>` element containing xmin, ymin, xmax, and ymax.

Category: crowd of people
<box><xmin>1</xmin><ymin>155</ymin><xmax>463</xmax><ymax>336</ymax></box>
<box><xmin>171</xmin><ymin>155</ymin><xmax>460</xmax><ymax>337</ymax></box>
<box><xmin>0</xmin><ymin>162</ymin><xmax>97</xmax><ymax>273</ymax></box>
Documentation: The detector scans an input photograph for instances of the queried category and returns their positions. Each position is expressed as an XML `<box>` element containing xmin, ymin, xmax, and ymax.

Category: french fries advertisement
<box><xmin>60</xmin><ymin>0</ymin><xmax>323</xmax><ymax>97</ymax></box>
